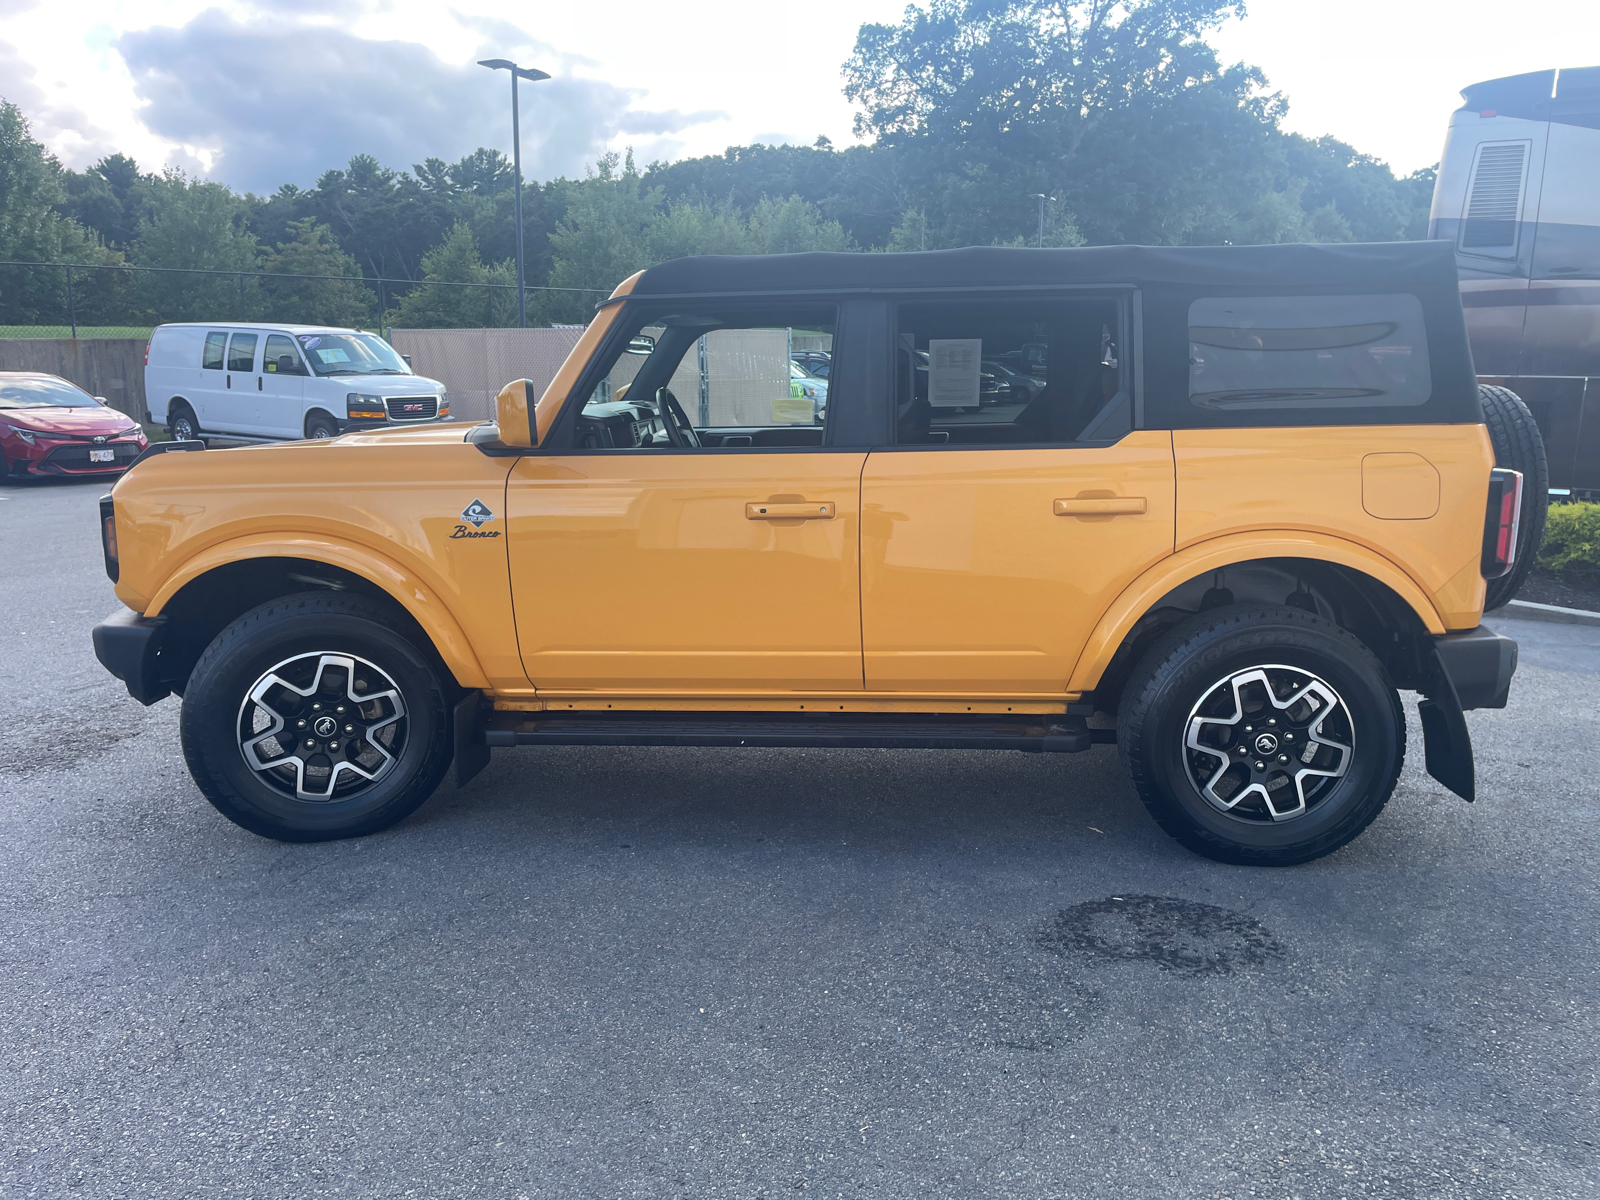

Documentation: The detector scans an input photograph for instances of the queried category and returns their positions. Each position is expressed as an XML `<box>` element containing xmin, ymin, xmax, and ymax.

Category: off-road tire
<box><xmin>1480</xmin><ymin>384</ymin><xmax>1548</xmax><ymax>610</ymax></box>
<box><xmin>180</xmin><ymin>592</ymin><xmax>453</xmax><ymax>842</ymax></box>
<box><xmin>305</xmin><ymin>413</ymin><xmax>339</xmax><ymax>440</ymax></box>
<box><xmin>167</xmin><ymin>401</ymin><xmax>199</xmax><ymax>442</ymax></box>
<box><xmin>1117</xmin><ymin>605</ymin><xmax>1404</xmax><ymax>866</ymax></box>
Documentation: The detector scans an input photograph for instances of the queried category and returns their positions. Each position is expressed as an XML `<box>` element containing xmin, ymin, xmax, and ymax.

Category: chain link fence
<box><xmin>0</xmin><ymin>260</ymin><xmax>606</xmax><ymax>340</ymax></box>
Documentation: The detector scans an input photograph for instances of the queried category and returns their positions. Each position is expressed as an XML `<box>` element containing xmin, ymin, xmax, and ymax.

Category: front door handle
<box><xmin>1054</xmin><ymin>496</ymin><xmax>1147</xmax><ymax>516</ymax></box>
<box><xmin>746</xmin><ymin>502</ymin><xmax>835</xmax><ymax>520</ymax></box>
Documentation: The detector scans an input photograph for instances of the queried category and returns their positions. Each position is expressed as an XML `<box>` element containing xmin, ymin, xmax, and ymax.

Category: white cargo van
<box><xmin>144</xmin><ymin>323</ymin><xmax>450</xmax><ymax>442</ymax></box>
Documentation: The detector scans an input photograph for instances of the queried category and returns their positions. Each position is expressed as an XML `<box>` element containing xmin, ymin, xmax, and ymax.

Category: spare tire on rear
<box><xmin>1480</xmin><ymin>384</ymin><xmax>1548</xmax><ymax>611</ymax></box>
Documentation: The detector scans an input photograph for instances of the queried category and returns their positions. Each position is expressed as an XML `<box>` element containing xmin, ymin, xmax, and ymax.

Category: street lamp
<box><xmin>1030</xmin><ymin>193</ymin><xmax>1055</xmax><ymax>248</ymax></box>
<box><xmin>478</xmin><ymin>58</ymin><xmax>550</xmax><ymax>328</ymax></box>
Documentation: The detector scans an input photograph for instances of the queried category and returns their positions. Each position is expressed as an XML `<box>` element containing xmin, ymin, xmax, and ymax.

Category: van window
<box><xmin>1187</xmin><ymin>294</ymin><xmax>1431</xmax><ymax>411</ymax></box>
<box><xmin>892</xmin><ymin>297</ymin><xmax>1128</xmax><ymax>445</ymax></box>
<box><xmin>264</xmin><ymin>334</ymin><xmax>306</xmax><ymax>375</ymax></box>
<box><xmin>227</xmin><ymin>333</ymin><xmax>258</xmax><ymax>373</ymax></box>
<box><xmin>202</xmin><ymin>332</ymin><xmax>227</xmax><ymax>370</ymax></box>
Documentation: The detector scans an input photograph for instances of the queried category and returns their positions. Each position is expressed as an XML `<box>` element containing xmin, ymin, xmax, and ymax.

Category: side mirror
<box><xmin>625</xmin><ymin>335</ymin><xmax>656</xmax><ymax>356</ymax></box>
<box><xmin>402</xmin><ymin>354</ymin><xmax>413</xmax><ymax>367</ymax></box>
<box><xmin>496</xmin><ymin>378</ymin><xmax>538</xmax><ymax>448</ymax></box>
<box><xmin>93</xmin><ymin>395</ymin><xmax>109</xmax><ymax>405</ymax></box>
<box><xmin>277</xmin><ymin>355</ymin><xmax>298</xmax><ymax>375</ymax></box>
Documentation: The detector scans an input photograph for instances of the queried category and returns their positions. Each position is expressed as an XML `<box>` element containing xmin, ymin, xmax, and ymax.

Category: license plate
<box><xmin>89</xmin><ymin>448</ymin><xmax>114</xmax><ymax>463</ymax></box>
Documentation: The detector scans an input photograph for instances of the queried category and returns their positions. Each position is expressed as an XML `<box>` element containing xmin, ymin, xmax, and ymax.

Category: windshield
<box><xmin>0</xmin><ymin>376</ymin><xmax>98</xmax><ymax>408</ymax></box>
<box><xmin>295</xmin><ymin>332</ymin><xmax>411</xmax><ymax>377</ymax></box>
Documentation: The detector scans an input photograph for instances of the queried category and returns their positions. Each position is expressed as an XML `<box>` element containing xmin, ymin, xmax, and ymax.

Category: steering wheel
<box><xmin>656</xmin><ymin>386</ymin><xmax>701</xmax><ymax>449</ymax></box>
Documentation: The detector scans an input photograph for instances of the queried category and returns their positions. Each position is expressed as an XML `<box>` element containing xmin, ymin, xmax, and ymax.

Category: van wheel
<box><xmin>179</xmin><ymin>592</ymin><xmax>454</xmax><ymax>842</ymax></box>
<box><xmin>1117</xmin><ymin>605</ymin><xmax>1404</xmax><ymax>866</ymax></box>
<box><xmin>306</xmin><ymin>414</ymin><xmax>339</xmax><ymax>440</ymax></box>
<box><xmin>1480</xmin><ymin>384</ymin><xmax>1548</xmax><ymax>610</ymax></box>
<box><xmin>168</xmin><ymin>402</ymin><xmax>198</xmax><ymax>442</ymax></box>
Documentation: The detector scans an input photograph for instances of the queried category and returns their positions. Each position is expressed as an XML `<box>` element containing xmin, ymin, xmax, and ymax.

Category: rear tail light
<box><xmin>1481</xmin><ymin>467</ymin><xmax>1524</xmax><ymax>579</ymax></box>
<box><xmin>143</xmin><ymin>342</ymin><xmax>150</xmax><ymax>367</ymax></box>
<box><xmin>99</xmin><ymin>493</ymin><xmax>119</xmax><ymax>583</ymax></box>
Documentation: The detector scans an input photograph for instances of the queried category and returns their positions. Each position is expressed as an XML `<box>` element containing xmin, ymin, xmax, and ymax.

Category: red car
<box><xmin>1</xmin><ymin>372</ymin><xmax>150</xmax><ymax>479</ymax></box>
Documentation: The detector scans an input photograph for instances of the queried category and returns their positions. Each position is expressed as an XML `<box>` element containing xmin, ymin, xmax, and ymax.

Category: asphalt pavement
<box><xmin>1</xmin><ymin>474</ymin><xmax>1596</xmax><ymax>1199</ymax></box>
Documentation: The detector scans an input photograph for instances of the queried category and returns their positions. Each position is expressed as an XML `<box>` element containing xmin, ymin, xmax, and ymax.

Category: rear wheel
<box><xmin>1480</xmin><ymin>384</ymin><xmax>1548</xmax><ymax>610</ymax></box>
<box><xmin>180</xmin><ymin>592</ymin><xmax>454</xmax><ymax>842</ymax></box>
<box><xmin>1117</xmin><ymin>605</ymin><xmax>1404</xmax><ymax>866</ymax></box>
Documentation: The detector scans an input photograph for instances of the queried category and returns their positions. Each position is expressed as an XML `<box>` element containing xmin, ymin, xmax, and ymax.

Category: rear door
<box><xmin>209</xmin><ymin>331</ymin><xmax>258</xmax><ymax>435</ymax></box>
<box><xmin>859</xmin><ymin>292</ymin><xmax>1176</xmax><ymax>695</ymax></box>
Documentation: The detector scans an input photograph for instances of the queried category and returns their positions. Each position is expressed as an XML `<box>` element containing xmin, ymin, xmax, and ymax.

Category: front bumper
<box><xmin>92</xmin><ymin>608</ymin><xmax>172</xmax><ymax>705</ymax></box>
<box><xmin>5</xmin><ymin>436</ymin><xmax>147</xmax><ymax>476</ymax></box>
<box><xmin>1434</xmin><ymin>626</ymin><xmax>1518</xmax><ymax>710</ymax></box>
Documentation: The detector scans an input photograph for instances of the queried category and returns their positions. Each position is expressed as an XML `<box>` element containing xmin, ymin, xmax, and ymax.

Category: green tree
<box><xmin>260</xmin><ymin>218</ymin><xmax>373</xmax><ymax>327</ymax></box>
<box><xmin>745</xmin><ymin>196</ymin><xmax>853</xmax><ymax>253</ymax></box>
<box><xmin>131</xmin><ymin>169</ymin><xmax>261</xmax><ymax>321</ymax></box>
<box><xmin>543</xmin><ymin>152</ymin><xmax>662</xmax><ymax>322</ymax></box>
<box><xmin>390</xmin><ymin>221</ymin><xmax>513</xmax><ymax>328</ymax></box>
<box><xmin>0</xmin><ymin>100</ymin><xmax>105</xmax><ymax>324</ymax></box>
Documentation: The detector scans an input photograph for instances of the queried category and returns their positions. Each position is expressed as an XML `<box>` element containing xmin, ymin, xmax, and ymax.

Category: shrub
<box><xmin>1536</xmin><ymin>501</ymin><xmax>1600</xmax><ymax>582</ymax></box>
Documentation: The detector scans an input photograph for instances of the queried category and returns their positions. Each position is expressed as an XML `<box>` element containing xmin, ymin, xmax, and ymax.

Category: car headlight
<box><xmin>347</xmin><ymin>393</ymin><xmax>387</xmax><ymax>420</ymax></box>
<box><xmin>5</xmin><ymin>424</ymin><xmax>37</xmax><ymax>445</ymax></box>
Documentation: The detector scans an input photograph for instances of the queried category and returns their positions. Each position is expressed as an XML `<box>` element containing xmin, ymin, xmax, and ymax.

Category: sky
<box><xmin>1</xmin><ymin>0</ymin><xmax>1597</xmax><ymax>195</ymax></box>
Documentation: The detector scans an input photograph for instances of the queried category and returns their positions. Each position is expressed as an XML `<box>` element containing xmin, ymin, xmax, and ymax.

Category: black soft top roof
<box><xmin>629</xmin><ymin>240</ymin><xmax>1461</xmax><ymax>299</ymax></box>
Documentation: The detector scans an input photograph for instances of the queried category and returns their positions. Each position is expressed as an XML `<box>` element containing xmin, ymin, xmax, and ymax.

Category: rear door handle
<box><xmin>1054</xmin><ymin>496</ymin><xmax>1147</xmax><ymax>516</ymax></box>
<box><xmin>746</xmin><ymin>502</ymin><xmax>836</xmax><ymax>520</ymax></box>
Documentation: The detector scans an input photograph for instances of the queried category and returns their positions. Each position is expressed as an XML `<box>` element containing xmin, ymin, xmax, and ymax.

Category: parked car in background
<box><xmin>791</xmin><ymin>360</ymin><xmax>828</xmax><ymax>423</ymax></box>
<box><xmin>1</xmin><ymin>372</ymin><xmax>148</xmax><ymax>479</ymax></box>
<box><xmin>145</xmin><ymin>323</ymin><xmax>451</xmax><ymax>444</ymax></box>
<box><xmin>983</xmin><ymin>358</ymin><xmax>1044</xmax><ymax>402</ymax></box>
<box><xmin>791</xmin><ymin>350</ymin><xmax>833</xmax><ymax>380</ymax></box>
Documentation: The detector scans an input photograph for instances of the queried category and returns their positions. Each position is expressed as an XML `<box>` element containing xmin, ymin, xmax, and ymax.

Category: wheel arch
<box><xmin>145</xmin><ymin>538</ymin><xmax>490</xmax><ymax>694</ymax></box>
<box><xmin>165</xmin><ymin>395</ymin><xmax>194</xmax><ymax>421</ymax></box>
<box><xmin>1070</xmin><ymin>533</ymin><xmax>1446</xmax><ymax>710</ymax></box>
<box><xmin>304</xmin><ymin>408</ymin><xmax>340</xmax><ymax>437</ymax></box>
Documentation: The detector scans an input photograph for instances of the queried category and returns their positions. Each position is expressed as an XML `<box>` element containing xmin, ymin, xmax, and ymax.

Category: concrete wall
<box><xmin>0</xmin><ymin>339</ymin><xmax>148</xmax><ymax>422</ymax></box>
<box><xmin>388</xmin><ymin>327</ymin><xmax>586</xmax><ymax>423</ymax></box>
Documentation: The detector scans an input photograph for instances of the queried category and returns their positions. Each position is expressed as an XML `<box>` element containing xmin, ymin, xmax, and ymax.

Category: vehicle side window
<box><xmin>568</xmin><ymin>304</ymin><xmax>837</xmax><ymax>450</ymax></box>
<box><xmin>892</xmin><ymin>297</ymin><xmax>1129</xmax><ymax>445</ymax></box>
<box><xmin>202</xmin><ymin>332</ymin><xmax>227</xmax><ymax>370</ymax></box>
<box><xmin>227</xmin><ymin>333</ymin><xmax>258</xmax><ymax>373</ymax></box>
<box><xmin>263</xmin><ymin>334</ymin><xmax>306</xmax><ymax>375</ymax></box>
<box><xmin>1187</xmin><ymin>294</ymin><xmax>1431</xmax><ymax>411</ymax></box>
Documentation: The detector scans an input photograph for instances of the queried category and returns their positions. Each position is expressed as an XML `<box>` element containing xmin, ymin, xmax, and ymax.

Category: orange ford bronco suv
<box><xmin>92</xmin><ymin>242</ymin><xmax>1538</xmax><ymax>865</ymax></box>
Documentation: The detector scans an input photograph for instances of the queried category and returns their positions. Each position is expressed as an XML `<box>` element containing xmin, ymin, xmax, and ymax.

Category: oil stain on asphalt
<box><xmin>1036</xmin><ymin>894</ymin><xmax>1286</xmax><ymax>978</ymax></box>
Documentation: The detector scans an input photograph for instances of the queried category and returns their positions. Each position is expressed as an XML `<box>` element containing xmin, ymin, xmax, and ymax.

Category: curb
<box><xmin>1488</xmin><ymin>598</ymin><xmax>1600</xmax><ymax>628</ymax></box>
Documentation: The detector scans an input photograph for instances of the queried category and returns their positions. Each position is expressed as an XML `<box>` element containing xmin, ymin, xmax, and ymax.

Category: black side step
<box><xmin>483</xmin><ymin>710</ymin><xmax>1101</xmax><ymax>753</ymax></box>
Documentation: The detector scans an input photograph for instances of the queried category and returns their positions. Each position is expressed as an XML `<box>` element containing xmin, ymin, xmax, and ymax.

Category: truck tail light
<box><xmin>1481</xmin><ymin>467</ymin><xmax>1523</xmax><ymax>579</ymax></box>
<box><xmin>143</xmin><ymin>342</ymin><xmax>150</xmax><ymax>367</ymax></box>
<box><xmin>99</xmin><ymin>493</ymin><xmax>120</xmax><ymax>583</ymax></box>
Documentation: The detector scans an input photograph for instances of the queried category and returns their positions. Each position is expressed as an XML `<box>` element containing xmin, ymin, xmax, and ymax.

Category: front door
<box><xmin>506</xmin><ymin>299</ymin><xmax>865</xmax><ymax>696</ymax></box>
<box><xmin>259</xmin><ymin>332</ymin><xmax>307</xmax><ymax>438</ymax></box>
<box><xmin>859</xmin><ymin>293</ymin><xmax>1175</xmax><ymax>695</ymax></box>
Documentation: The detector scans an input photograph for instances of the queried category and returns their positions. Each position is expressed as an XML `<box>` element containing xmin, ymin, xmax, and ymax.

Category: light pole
<box><xmin>1030</xmin><ymin>193</ymin><xmax>1054</xmax><ymax>248</ymax></box>
<box><xmin>478</xmin><ymin>58</ymin><xmax>550</xmax><ymax>328</ymax></box>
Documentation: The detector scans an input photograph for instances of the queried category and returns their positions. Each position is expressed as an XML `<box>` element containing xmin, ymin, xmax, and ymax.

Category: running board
<box><xmin>482</xmin><ymin>711</ymin><xmax>1104</xmax><ymax>753</ymax></box>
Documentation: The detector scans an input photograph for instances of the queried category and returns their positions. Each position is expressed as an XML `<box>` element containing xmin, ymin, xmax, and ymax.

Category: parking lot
<box><xmin>2</xmin><ymin>474</ymin><xmax>1597</xmax><ymax>1199</ymax></box>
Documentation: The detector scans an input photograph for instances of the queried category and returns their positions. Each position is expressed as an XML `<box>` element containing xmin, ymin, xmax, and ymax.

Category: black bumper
<box><xmin>1434</xmin><ymin>626</ymin><xmax>1518</xmax><ymax>710</ymax></box>
<box><xmin>92</xmin><ymin>607</ymin><xmax>172</xmax><ymax>705</ymax></box>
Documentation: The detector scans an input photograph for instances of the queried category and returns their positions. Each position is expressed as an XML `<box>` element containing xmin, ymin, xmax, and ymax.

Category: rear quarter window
<box><xmin>1188</xmin><ymin>294</ymin><xmax>1431</xmax><ymax>412</ymax></box>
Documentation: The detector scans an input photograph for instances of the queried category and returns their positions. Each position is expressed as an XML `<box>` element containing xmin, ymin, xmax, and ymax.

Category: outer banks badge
<box><xmin>452</xmin><ymin>498</ymin><xmax>501</xmax><ymax>539</ymax></box>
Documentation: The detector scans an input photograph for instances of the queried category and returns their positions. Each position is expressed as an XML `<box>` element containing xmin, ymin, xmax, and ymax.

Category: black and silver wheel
<box><xmin>1117</xmin><ymin>605</ymin><xmax>1403</xmax><ymax>866</ymax></box>
<box><xmin>168</xmin><ymin>402</ymin><xmax>198</xmax><ymax>442</ymax></box>
<box><xmin>305</xmin><ymin>413</ymin><xmax>339</xmax><ymax>440</ymax></box>
<box><xmin>180</xmin><ymin>592</ymin><xmax>454</xmax><ymax>841</ymax></box>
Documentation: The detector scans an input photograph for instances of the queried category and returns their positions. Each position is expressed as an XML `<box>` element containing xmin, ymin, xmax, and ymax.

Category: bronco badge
<box><xmin>451</xmin><ymin>498</ymin><xmax>501</xmax><ymax>540</ymax></box>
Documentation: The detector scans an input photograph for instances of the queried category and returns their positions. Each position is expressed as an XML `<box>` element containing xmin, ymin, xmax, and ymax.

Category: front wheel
<box><xmin>180</xmin><ymin>592</ymin><xmax>454</xmax><ymax>841</ymax></box>
<box><xmin>305</xmin><ymin>413</ymin><xmax>339</xmax><ymax>440</ymax></box>
<box><xmin>1116</xmin><ymin>605</ymin><xmax>1404</xmax><ymax>866</ymax></box>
